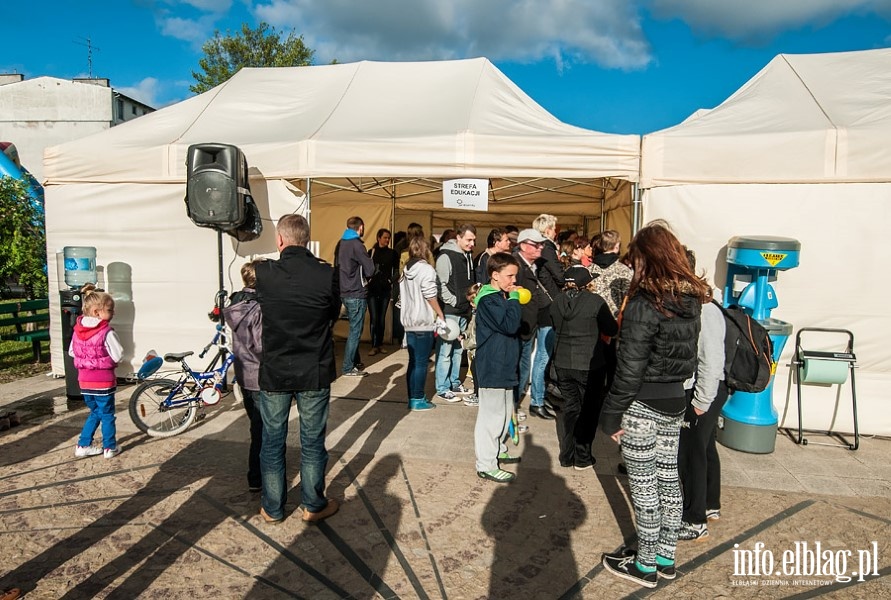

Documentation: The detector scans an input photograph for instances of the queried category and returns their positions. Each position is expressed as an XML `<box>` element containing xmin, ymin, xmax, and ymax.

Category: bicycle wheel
<box><xmin>129</xmin><ymin>378</ymin><xmax>198</xmax><ymax>437</ymax></box>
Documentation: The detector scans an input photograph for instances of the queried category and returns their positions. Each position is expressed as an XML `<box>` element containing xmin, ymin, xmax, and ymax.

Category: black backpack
<box><xmin>712</xmin><ymin>301</ymin><xmax>773</xmax><ymax>393</ymax></box>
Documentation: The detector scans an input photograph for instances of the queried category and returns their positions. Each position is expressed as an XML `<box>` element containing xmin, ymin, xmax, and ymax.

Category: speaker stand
<box><xmin>217</xmin><ymin>229</ymin><xmax>226</xmax><ymax>322</ymax></box>
<box><xmin>215</xmin><ymin>230</ymin><xmax>229</xmax><ymax>386</ymax></box>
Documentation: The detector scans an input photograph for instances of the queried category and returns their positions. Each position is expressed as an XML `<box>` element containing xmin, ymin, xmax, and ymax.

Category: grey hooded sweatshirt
<box><xmin>399</xmin><ymin>258</ymin><xmax>439</xmax><ymax>332</ymax></box>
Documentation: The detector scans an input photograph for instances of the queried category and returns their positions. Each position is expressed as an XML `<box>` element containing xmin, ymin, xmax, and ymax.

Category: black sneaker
<box><xmin>602</xmin><ymin>552</ymin><xmax>657</xmax><ymax>588</ymax></box>
<box><xmin>616</xmin><ymin>547</ymin><xmax>675</xmax><ymax>580</ymax></box>
<box><xmin>678</xmin><ymin>521</ymin><xmax>709</xmax><ymax>542</ymax></box>
<box><xmin>656</xmin><ymin>562</ymin><xmax>676</xmax><ymax>580</ymax></box>
<box><xmin>573</xmin><ymin>458</ymin><xmax>595</xmax><ymax>470</ymax></box>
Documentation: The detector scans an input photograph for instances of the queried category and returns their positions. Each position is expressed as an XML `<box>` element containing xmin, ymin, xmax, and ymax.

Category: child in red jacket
<box><xmin>69</xmin><ymin>284</ymin><xmax>123</xmax><ymax>459</ymax></box>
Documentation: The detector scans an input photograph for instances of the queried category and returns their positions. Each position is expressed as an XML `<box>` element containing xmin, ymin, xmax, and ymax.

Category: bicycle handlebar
<box><xmin>199</xmin><ymin>327</ymin><xmax>229</xmax><ymax>359</ymax></box>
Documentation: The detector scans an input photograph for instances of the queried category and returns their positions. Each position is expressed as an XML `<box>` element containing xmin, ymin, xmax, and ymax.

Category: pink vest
<box><xmin>71</xmin><ymin>318</ymin><xmax>117</xmax><ymax>390</ymax></box>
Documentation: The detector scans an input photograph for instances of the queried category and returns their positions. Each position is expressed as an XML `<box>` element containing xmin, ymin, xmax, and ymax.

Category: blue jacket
<box><xmin>473</xmin><ymin>284</ymin><xmax>522</xmax><ymax>388</ymax></box>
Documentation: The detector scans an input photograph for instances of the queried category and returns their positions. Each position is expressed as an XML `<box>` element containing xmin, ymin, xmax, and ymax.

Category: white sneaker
<box><xmin>104</xmin><ymin>447</ymin><xmax>121</xmax><ymax>459</ymax></box>
<box><xmin>453</xmin><ymin>384</ymin><xmax>471</xmax><ymax>395</ymax></box>
<box><xmin>437</xmin><ymin>391</ymin><xmax>461</xmax><ymax>402</ymax></box>
<box><xmin>516</xmin><ymin>410</ymin><xmax>527</xmax><ymax>421</ymax></box>
<box><xmin>706</xmin><ymin>508</ymin><xmax>721</xmax><ymax>521</ymax></box>
<box><xmin>463</xmin><ymin>394</ymin><xmax>479</xmax><ymax>406</ymax></box>
<box><xmin>75</xmin><ymin>445</ymin><xmax>102</xmax><ymax>458</ymax></box>
<box><xmin>342</xmin><ymin>368</ymin><xmax>369</xmax><ymax>377</ymax></box>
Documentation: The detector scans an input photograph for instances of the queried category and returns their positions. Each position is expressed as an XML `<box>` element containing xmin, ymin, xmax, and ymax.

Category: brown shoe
<box><xmin>1</xmin><ymin>588</ymin><xmax>21</xmax><ymax>600</ymax></box>
<box><xmin>259</xmin><ymin>507</ymin><xmax>282</xmax><ymax>523</ymax></box>
<box><xmin>302</xmin><ymin>498</ymin><xmax>340</xmax><ymax>523</ymax></box>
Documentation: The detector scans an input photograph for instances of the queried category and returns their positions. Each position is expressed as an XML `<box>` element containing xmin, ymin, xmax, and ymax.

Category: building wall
<box><xmin>0</xmin><ymin>76</ymin><xmax>152</xmax><ymax>182</ymax></box>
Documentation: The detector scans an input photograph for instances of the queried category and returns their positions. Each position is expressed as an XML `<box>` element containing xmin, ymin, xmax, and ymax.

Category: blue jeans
<box><xmin>342</xmin><ymin>297</ymin><xmax>367</xmax><ymax>372</ymax></box>
<box><xmin>406</xmin><ymin>331</ymin><xmax>435</xmax><ymax>402</ymax></box>
<box><xmin>434</xmin><ymin>315</ymin><xmax>466</xmax><ymax>394</ymax></box>
<box><xmin>531</xmin><ymin>325</ymin><xmax>555</xmax><ymax>405</ymax></box>
<box><xmin>517</xmin><ymin>326</ymin><xmax>554</xmax><ymax>407</ymax></box>
<box><xmin>78</xmin><ymin>393</ymin><xmax>117</xmax><ymax>449</ymax></box>
<box><xmin>257</xmin><ymin>388</ymin><xmax>331</xmax><ymax>519</ymax></box>
<box><xmin>517</xmin><ymin>335</ymin><xmax>534</xmax><ymax>406</ymax></box>
<box><xmin>367</xmin><ymin>293</ymin><xmax>390</xmax><ymax>348</ymax></box>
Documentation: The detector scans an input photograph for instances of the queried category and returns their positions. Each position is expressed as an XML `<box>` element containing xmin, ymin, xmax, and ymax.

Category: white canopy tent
<box><xmin>43</xmin><ymin>58</ymin><xmax>640</xmax><ymax>376</ymax></box>
<box><xmin>641</xmin><ymin>48</ymin><xmax>891</xmax><ymax>436</ymax></box>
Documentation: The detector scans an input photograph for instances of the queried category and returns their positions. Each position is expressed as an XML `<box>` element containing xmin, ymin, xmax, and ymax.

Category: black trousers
<box><xmin>242</xmin><ymin>389</ymin><xmax>263</xmax><ymax>489</ymax></box>
<box><xmin>678</xmin><ymin>382</ymin><xmax>729</xmax><ymax>524</ymax></box>
<box><xmin>555</xmin><ymin>365</ymin><xmax>607</xmax><ymax>467</ymax></box>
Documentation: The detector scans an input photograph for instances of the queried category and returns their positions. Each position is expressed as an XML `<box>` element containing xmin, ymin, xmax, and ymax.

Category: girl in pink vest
<box><xmin>69</xmin><ymin>284</ymin><xmax>123</xmax><ymax>458</ymax></box>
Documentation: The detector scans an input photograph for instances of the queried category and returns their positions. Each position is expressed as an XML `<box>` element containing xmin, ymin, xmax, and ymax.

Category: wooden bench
<box><xmin>0</xmin><ymin>299</ymin><xmax>50</xmax><ymax>362</ymax></box>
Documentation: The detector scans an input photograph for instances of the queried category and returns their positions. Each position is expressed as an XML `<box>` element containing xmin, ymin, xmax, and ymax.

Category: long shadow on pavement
<box><xmin>483</xmin><ymin>433</ymin><xmax>587</xmax><ymax>599</ymax></box>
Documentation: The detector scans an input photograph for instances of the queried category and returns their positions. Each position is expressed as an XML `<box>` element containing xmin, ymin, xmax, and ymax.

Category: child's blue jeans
<box><xmin>78</xmin><ymin>393</ymin><xmax>117</xmax><ymax>449</ymax></box>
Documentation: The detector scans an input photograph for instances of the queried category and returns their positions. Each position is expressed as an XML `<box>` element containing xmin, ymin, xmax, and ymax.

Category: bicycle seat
<box><xmin>164</xmin><ymin>352</ymin><xmax>194</xmax><ymax>362</ymax></box>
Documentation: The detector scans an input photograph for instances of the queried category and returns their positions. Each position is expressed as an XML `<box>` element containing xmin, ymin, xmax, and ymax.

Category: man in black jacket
<box><xmin>255</xmin><ymin>214</ymin><xmax>341</xmax><ymax>524</ymax></box>
<box><xmin>337</xmin><ymin>216</ymin><xmax>376</xmax><ymax>377</ymax></box>
<box><xmin>513</xmin><ymin>228</ymin><xmax>556</xmax><ymax>420</ymax></box>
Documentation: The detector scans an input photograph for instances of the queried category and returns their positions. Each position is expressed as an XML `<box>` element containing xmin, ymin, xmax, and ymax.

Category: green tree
<box><xmin>190</xmin><ymin>22</ymin><xmax>315</xmax><ymax>94</ymax></box>
<box><xmin>0</xmin><ymin>176</ymin><xmax>47</xmax><ymax>298</ymax></box>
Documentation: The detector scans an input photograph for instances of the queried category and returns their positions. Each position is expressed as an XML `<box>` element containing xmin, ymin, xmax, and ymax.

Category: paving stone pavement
<box><xmin>0</xmin><ymin>349</ymin><xmax>889</xmax><ymax>599</ymax></box>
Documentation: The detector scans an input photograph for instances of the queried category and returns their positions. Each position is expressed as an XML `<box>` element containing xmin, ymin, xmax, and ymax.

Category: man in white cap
<box><xmin>512</xmin><ymin>228</ymin><xmax>556</xmax><ymax>420</ymax></box>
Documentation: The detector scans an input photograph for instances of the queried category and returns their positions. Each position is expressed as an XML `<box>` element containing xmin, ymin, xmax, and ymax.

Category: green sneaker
<box><xmin>477</xmin><ymin>469</ymin><xmax>516</xmax><ymax>483</ymax></box>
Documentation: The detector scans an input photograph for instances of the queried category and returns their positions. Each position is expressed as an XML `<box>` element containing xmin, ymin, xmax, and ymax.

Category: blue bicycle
<box><xmin>128</xmin><ymin>326</ymin><xmax>237</xmax><ymax>437</ymax></box>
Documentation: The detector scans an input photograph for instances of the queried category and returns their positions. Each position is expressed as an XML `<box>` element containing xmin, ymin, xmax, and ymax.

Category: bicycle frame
<box><xmin>159</xmin><ymin>328</ymin><xmax>236</xmax><ymax>409</ymax></box>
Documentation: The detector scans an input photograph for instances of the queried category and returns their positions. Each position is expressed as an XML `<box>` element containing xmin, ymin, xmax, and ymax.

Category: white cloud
<box><xmin>252</xmin><ymin>0</ymin><xmax>653</xmax><ymax>70</ymax></box>
<box><xmin>646</xmin><ymin>0</ymin><xmax>891</xmax><ymax>41</ymax></box>
<box><xmin>118</xmin><ymin>77</ymin><xmax>163</xmax><ymax>107</ymax></box>
<box><xmin>159</xmin><ymin>14</ymin><xmax>221</xmax><ymax>44</ymax></box>
<box><xmin>179</xmin><ymin>0</ymin><xmax>232</xmax><ymax>11</ymax></box>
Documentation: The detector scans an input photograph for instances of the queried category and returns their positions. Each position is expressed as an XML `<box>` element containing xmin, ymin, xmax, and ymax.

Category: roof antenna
<box><xmin>73</xmin><ymin>37</ymin><xmax>101</xmax><ymax>78</ymax></box>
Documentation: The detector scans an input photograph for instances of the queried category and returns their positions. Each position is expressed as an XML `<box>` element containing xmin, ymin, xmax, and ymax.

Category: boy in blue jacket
<box><xmin>473</xmin><ymin>252</ymin><xmax>523</xmax><ymax>483</ymax></box>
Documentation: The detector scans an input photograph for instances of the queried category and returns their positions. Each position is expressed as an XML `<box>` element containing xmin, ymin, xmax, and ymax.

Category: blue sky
<box><xmin>2</xmin><ymin>1</ymin><xmax>890</xmax><ymax>134</ymax></box>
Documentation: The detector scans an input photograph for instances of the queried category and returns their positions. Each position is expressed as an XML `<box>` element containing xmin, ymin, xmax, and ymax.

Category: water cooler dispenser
<box><xmin>60</xmin><ymin>246</ymin><xmax>97</xmax><ymax>400</ymax></box>
<box><xmin>716</xmin><ymin>236</ymin><xmax>800</xmax><ymax>454</ymax></box>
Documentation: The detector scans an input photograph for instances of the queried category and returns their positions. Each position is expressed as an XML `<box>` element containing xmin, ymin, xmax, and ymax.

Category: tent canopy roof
<box><xmin>45</xmin><ymin>58</ymin><xmax>639</xmax><ymax>184</ymax></box>
<box><xmin>641</xmin><ymin>48</ymin><xmax>891</xmax><ymax>187</ymax></box>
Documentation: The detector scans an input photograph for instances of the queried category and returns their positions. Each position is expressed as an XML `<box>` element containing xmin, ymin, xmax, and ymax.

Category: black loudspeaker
<box><xmin>185</xmin><ymin>143</ymin><xmax>250</xmax><ymax>230</ymax></box>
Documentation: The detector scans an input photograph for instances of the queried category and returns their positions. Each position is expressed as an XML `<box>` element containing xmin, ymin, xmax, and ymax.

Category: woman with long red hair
<box><xmin>599</xmin><ymin>221</ymin><xmax>711</xmax><ymax>588</ymax></box>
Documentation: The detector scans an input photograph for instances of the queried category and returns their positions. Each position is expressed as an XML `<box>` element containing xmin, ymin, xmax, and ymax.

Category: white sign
<box><xmin>442</xmin><ymin>178</ymin><xmax>489</xmax><ymax>211</ymax></box>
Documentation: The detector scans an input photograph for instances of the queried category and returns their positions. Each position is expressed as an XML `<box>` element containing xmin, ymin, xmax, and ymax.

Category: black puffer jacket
<box><xmin>600</xmin><ymin>289</ymin><xmax>702</xmax><ymax>435</ymax></box>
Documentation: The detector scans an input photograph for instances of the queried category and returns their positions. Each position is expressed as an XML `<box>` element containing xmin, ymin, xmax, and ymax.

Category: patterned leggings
<box><xmin>620</xmin><ymin>400</ymin><xmax>684</xmax><ymax>568</ymax></box>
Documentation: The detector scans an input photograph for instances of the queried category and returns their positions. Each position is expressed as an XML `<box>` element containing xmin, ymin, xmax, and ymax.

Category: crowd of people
<box><xmin>66</xmin><ymin>212</ymin><xmax>728</xmax><ymax>591</ymax></box>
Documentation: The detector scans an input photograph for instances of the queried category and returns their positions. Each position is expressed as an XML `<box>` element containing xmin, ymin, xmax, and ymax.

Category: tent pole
<box><xmin>631</xmin><ymin>182</ymin><xmax>641</xmax><ymax>235</ymax></box>
<box><xmin>390</xmin><ymin>179</ymin><xmax>396</xmax><ymax>236</ymax></box>
<box><xmin>305</xmin><ymin>177</ymin><xmax>312</xmax><ymax>227</ymax></box>
<box><xmin>600</xmin><ymin>191</ymin><xmax>605</xmax><ymax>233</ymax></box>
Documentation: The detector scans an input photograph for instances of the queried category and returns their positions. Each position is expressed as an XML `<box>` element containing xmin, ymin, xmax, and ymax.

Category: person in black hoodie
<box><xmin>549</xmin><ymin>266</ymin><xmax>618</xmax><ymax>470</ymax></box>
<box><xmin>367</xmin><ymin>228</ymin><xmax>398</xmax><ymax>356</ymax></box>
<box><xmin>599</xmin><ymin>222</ymin><xmax>711</xmax><ymax>588</ymax></box>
